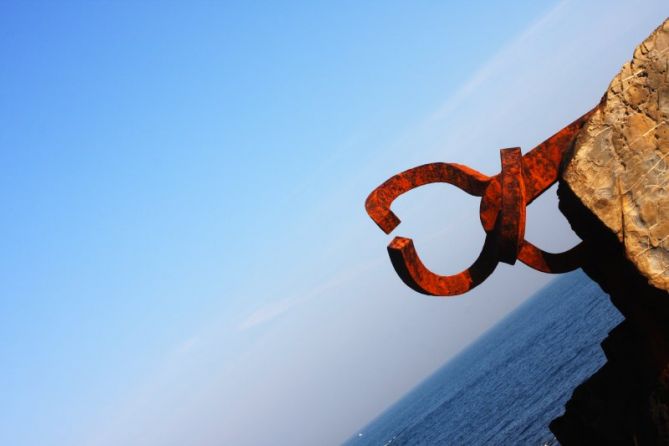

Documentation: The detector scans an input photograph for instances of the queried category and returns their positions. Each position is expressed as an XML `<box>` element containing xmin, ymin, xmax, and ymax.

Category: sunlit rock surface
<box><xmin>563</xmin><ymin>18</ymin><xmax>669</xmax><ymax>291</ymax></box>
<box><xmin>553</xmin><ymin>18</ymin><xmax>669</xmax><ymax>445</ymax></box>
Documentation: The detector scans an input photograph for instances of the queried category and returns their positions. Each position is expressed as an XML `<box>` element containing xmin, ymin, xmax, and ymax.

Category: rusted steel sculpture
<box><xmin>365</xmin><ymin>106</ymin><xmax>599</xmax><ymax>296</ymax></box>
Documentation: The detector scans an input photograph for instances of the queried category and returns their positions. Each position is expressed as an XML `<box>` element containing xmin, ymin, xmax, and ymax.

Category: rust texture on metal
<box><xmin>498</xmin><ymin>148</ymin><xmax>526</xmax><ymax>265</ymax></box>
<box><xmin>365</xmin><ymin>106</ymin><xmax>598</xmax><ymax>296</ymax></box>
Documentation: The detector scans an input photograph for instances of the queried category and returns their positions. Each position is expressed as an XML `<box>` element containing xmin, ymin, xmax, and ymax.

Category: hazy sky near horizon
<box><xmin>2</xmin><ymin>2</ymin><xmax>668</xmax><ymax>445</ymax></box>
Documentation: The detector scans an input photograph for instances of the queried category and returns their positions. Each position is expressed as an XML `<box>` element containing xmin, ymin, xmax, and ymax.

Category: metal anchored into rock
<box><xmin>365</xmin><ymin>107</ymin><xmax>595</xmax><ymax>296</ymax></box>
<box><xmin>366</xmin><ymin>18</ymin><xmax>669</xmax><ymax>296</ymax></box>
<box><xmin>563</xmin><ymin>18</ymin><xmax>669</xmax><ymax>291</ymax></box>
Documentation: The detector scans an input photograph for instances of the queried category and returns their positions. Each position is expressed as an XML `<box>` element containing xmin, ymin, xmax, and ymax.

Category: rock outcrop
<box><xmin>551</xmin><ymin>183</ymin><xmax>669</xmax><ymax>444</ymax></box>
<box><xmin>552</xmin><ymin>18</ymin><xmax>669</xmax><ymax>445</ymax></box>
<box><xmin>563</xmin><ymin>19</ymin><xmax>669</xmax><ymax>291</ymax></box>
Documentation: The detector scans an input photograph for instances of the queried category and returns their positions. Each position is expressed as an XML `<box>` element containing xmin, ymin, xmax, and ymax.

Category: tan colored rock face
<box><xmin>563</xmin><ymin>18</ymin><xmax>669</xmax><ymax>291</ymax></box>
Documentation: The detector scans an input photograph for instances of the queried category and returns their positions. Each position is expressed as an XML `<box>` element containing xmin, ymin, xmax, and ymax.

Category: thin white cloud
<box><xmin>237</xmin><ymin>296</ymin><xmax>299</xmax><ymax>331</ymax></box>
<box><xmin>427</xmin><ymin>0</ymin><xmax>570</xmax><ymax>125</ymax></box>
<box><xmin>237</xmin><ymin>256</ymin><xmax>385</xmax><ymax>331</ymax></box>
<box><xmin>174</xmin><ymin>336</ymin><xmax>200</xmax><ymax>355</ymax></box>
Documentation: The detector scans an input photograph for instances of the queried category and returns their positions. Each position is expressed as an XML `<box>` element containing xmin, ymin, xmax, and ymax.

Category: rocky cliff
<box><xmin>550</xmin><ymin>18</ymin><xmax>669</xmax><ymax>445</ymax></box>
<box><xmin>563</xmin><ymin>19</ymin><xmax>669</xmax><ymax>291</ymax></box>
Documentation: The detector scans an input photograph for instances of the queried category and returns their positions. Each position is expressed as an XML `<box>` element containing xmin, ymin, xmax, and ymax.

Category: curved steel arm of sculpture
<box><xmin>387</xmin><ymin>234</ymin><xmax>499</xmax><ymax>296</ymax></box>
<box><xmin>365</xmin><ymin>163</ymin><xmax>491</xmax><ymax>234</ymax></box>
<box><xmin>517</xmin><ymin>241</ymin><xmax>586</xmax><ymax>273</ymax></box>
<box><xmin>365</xmin><ymin>162</ymin><xmax>496</xmax><ymax>296</ymax></box>
<box><xmin>365</xmin><ymin>105</ymin><xmax>599</xmax><ymax>296</ymax></box>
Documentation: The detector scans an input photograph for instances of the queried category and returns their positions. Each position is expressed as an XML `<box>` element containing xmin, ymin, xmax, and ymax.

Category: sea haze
<box><xmin>344</xmin><ymin>270</ymin><xmax>623</xmax><ymax>445</ymax></box>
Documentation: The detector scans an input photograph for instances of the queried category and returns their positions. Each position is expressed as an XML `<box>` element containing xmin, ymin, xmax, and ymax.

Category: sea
<box><xmin>343</xmin><ymin>270</ymin><xmax>624</xmax><ymax>446</ymax></box>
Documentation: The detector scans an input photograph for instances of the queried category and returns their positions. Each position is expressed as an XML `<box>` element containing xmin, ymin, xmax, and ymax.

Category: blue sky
<box><xmin>1</xmin><ymin>2</ymin><xmax>667</xmax><ymax>445</ymax></box>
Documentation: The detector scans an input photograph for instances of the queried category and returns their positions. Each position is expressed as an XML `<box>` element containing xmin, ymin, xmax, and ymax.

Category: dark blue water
<box><xmin>344</xmin><ymin>270</ymin><xmax>623</xmax><ymax>446</ymax></box>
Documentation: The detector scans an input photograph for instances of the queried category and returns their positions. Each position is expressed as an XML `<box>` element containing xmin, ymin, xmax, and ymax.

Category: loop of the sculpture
<box><xmin>387</xmin><ymin>237</ymin><xmax>585</xmax><ymax>297</ymax></box>
<box><xmin>364</xmin><ymin>107</ymin><xmax>599</xmax><ymax>296</ymax></box>
<box><xmin>517</xmin><ymin>240</ymin><xmax>585</xmax><ymax>273</ymax></box>
<box><xmin>365</xmin><ymin>163</ymin><xmax>499</xmax><ymax>296</ymax></box>
<box><xmin>365</xmin><ymin>163</ymin><xmax>492</xmax><ymax>234</ymax></box>
<box><xmin>387</xmin><ymin>234</ymin><xmax>499</xmax><ymax>296</ymax></box>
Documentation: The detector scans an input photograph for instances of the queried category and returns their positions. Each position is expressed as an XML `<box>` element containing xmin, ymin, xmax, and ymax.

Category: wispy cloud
<box><xmin>174</xmin><ymin>336</ymin><xmax>200</xmax><ymax>355</ymax></box>
<box><xmin>427</xmin><ymin>0</ymin><xmax>570</xmax><ymax>124</ymax></box>
<box><xmin>237</xmin><ymin>257</ymin><xmax>385</xmax><ymax>331</ymax></box>
<box><xmin>237</xmin><ymin>297</ymin><xmax>300</xmax><ymax>331</ymax></box>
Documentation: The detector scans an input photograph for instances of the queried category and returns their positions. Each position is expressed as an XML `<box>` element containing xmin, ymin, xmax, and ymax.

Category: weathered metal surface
<box><xmin>498</xmin><ymin>148</ymin><xmax>526</xmax><ymax>265</ymax></box>
<box><xmin>365</xmin><ymin>106</ymin><xmax>598</xmax><ymax>296</ymax></box>
<box><xmin>365</xmin><ymin>163</ymin><xmax>491</xmax><ymax>235</ymax></box>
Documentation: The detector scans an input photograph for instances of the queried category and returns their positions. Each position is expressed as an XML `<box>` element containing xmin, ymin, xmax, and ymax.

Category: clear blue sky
<box><xmin>1</xmin><ymin>2</ymin><xmax>667</xmax><ymax>445</ymax></box>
